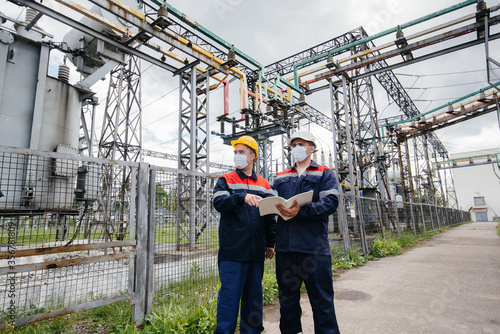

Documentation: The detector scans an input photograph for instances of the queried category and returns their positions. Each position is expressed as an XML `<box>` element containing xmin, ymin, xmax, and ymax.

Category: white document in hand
<box><xmin>258</xmin><ymin>190</ymin><xmax>314</xmax><ymax>221</ymax></box>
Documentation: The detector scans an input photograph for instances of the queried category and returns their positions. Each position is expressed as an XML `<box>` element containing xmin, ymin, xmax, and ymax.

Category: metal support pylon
<box><xmin>397</xmin><ymin>139</ymin><xmax>415</xmax><ymax>204</ymax></box>
<box><xmin>330</xmin><ymin>74</ymin><xmax>369</xmax><ymax>253</ymax></box>
<box><xmin>350</xmin><ymin>53</ymin><xmax>388</xmax><ymax>194</ymax></box>
<box><xmin>422</xmin><ymin>135</ymin><xmax>436</xmax><ymax>205</ymax></box>
<box><xmin>176</xmin><ymin>66</ymin><xmax>211</xmax><ymax>250</ymax></box>
<box><xmin>98</xmin><ymin>55</ymin><xmax>142</xmax><ymax>241</ymax></box>
<box><xmin>256</xmin><ymin>137</ymin><xmax>273</xmax><ymax>181</ymax></box>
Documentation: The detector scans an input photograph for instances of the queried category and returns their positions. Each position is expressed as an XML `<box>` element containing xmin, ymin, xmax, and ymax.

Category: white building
<box><xmin>450</xmin><ymin>148</ymin><xmax>500</xmax><ymax>222</ymax></box>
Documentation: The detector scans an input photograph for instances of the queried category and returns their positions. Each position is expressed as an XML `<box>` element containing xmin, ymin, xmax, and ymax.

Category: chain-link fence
<box><xmin>0</xmin><ymin>146</ymin><xmax>470</xmax><ymax>328</ymax></box>
<box><xmin>0</xmin><ymin>147</ymin><xmax>138</xmax><ymax>328</ymax></box>
<box><xmin>151</xmin><ymin>167</ymin><xmax>219</xmax><ymax>306</ymax></box>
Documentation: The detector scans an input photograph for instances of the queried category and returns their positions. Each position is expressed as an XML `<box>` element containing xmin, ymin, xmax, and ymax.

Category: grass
<box><xmin>369</xmin><ymin>229</ymin><xmax>445</xmax><ymax>259</ymax></box>
<box><xmin>145</xmin><ymin>295</ymin><xmax>217</xmax><ymax>333</ymax></box>
<box><xmin>497</xmin><ymin>223</ymin><xmax>500</xmax><ymax>237</ymax></box>
<box><xmin>0</xmin><ymin>221</ymin><xmax>219</xmax><ymax>247</ymax></box>
<box><xmin>3</xmin><ymin>300</ymin><xmax>133</xmax><ymax>333</ymax></box>
<box><xmin>0</xmin><ymin>217</ymin><xmax>126</xmax><ymax>246</ymax></box>
<box><xmin>4</xmin><ymin>226</ymin><xmax>453</xmax><ymax>333</ymax></box>
<box><xmin>155</xmin><ymin>227</ymin><xmax>219</xmax><ymax>248</ymax></box>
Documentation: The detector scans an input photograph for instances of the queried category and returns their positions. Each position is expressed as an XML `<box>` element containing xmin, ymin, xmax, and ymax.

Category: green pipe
<box><xmin>439</xmin><ymin>153</ymin><xmax>497</xmax><ymax>163</ymax></box>
<box><xmin>432</xmin><ymin>153</ymin><xmax>498</xmax><ymax>173</ymax></box>
<box><xmin>380</xmin><ymin>81</ymin><xmax>500</xmax><ymax>143</ymax></box>
<box><xmin>279</xmin><ymin>76</ymin><xmax>302</xmax><ymax>93</ymax></box>
<box><xmin>151</xmin><ymin>0</ymin><xmax>262</xmax><ymax>69</ymax></box>
<box><xmin>386</xmin><ymin>81</ymin><xmax>500</xmax><ymax>127</ymax></box>
<box><xmin>293</xmin><ymin>0</ymin><xmax>478</xmax><ymax>88</ymax></box>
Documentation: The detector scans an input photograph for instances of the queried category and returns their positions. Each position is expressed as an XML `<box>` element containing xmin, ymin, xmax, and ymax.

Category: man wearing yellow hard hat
<box><xmin>213</xmin><ymin>135</ymin><xmax>276</xmax><ymax>334</ymax></box>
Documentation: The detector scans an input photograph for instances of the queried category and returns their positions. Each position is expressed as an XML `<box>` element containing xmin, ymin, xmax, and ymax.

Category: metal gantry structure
<box><xmin>4</xmin><ymin>0</ymin><xmax>500</xmax><ymax>249</ymax></box>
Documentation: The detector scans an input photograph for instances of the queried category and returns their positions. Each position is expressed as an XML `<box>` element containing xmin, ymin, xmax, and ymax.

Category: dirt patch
<box><xmin>263</xmin><ymin>300</ymin><xmax>281</xmax><ymax>324</ymax></box>
<box><xmin>71</xmin><ymin>321</ymin><xmax>109</xmax><ymax>334</ymax></box>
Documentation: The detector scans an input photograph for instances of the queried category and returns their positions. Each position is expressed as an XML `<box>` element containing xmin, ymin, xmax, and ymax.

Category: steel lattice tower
<box><xmin>98</xmin><ymin>55</ymin><xmax>142</xmax><ymax>241</ymax></box>
<box><xmin>176</xmin><ymin>66</ymin><xmax>211</xmax><ymax>250</ymax></box>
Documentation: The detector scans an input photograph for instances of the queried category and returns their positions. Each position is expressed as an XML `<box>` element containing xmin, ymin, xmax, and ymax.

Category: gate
<box><xmin>0</xmin><ymin>147</ymin><xmax>152</xmax><ymax>328</ymax></box>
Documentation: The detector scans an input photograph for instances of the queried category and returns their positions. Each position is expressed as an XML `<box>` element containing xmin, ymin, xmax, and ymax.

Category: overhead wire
<box><xmin>395</xmin><ymin>69</ymin><xmax>487</xmax><ymax>77</ymax></box>
<box><xmin>438</xmin><ymin>139</ymin><xmax>489</xmax><ymax>153</ymax></box>
<box><xmin>405</xmin><ymin>80</ymin><xmax>488</xmax><ymax>90</ymax></box>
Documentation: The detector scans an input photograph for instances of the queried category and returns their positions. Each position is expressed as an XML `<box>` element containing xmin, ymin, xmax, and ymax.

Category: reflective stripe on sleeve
<box><xmin>319</xmin><ymin>188</ymin><xmax>339</xmax><ymax>198</ymax></box>
<box><xmin>276</xmin><ymin>172</ymin><xmax>298</xmax><ymax>179</ymax></box>
<box><xmin>214</xmin><ymin>190</ymin><xmax>230</xmax><ymax>198</ymax></box>
<box><xmin>306</xmin><ymin>170</ymin><xmax>323</xmax><ymax>177</ymax></box>
<box><xmin>266</xmin><ymin>188</ymin><xmax>278</xmax><ymax>196</ymax></box>
<box><xmin>227</xmin><ymin>183</ymin><xmax>269</xmax><ymax>193</ymax></box>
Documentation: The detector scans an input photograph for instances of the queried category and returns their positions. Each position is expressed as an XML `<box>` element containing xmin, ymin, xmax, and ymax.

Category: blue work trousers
<box><xmin>276</xmin><ymin>252</ymin><xmax>340</xmax><ymax>334</ymax></box>
<box><xmin>214</xmin><ymin>260</ymin><xmax>265</xmax><ymax>334</ymax></box>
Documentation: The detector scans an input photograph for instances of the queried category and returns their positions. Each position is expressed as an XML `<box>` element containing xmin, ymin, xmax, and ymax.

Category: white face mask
<box><xmin>291</xmin><ymin>146</ymin><xmax>309</xmax><ymax>162</ymax></box>
<box><xmin>234</xmin><ymin>154</ymin><xmax>249</xmax><ymax>169</ymax></box>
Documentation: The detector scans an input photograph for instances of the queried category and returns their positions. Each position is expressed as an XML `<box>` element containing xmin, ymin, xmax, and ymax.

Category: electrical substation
<box><xmin>0</xmin><ymin>0</ymin><xmax>499</xmax><ymax>327</ymax></box>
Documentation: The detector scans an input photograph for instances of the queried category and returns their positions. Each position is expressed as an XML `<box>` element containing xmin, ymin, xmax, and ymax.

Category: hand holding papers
<box><xmin>258</xmin><ymin>190</ymin><xmax>314</xmax><ymax>221</ymax></box>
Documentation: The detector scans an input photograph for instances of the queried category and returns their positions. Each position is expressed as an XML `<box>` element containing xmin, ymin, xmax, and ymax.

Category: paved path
<box><xmin>263</xmin><ymin>222</ymin><xmax>500</xmax><ymax>333</ymax></box>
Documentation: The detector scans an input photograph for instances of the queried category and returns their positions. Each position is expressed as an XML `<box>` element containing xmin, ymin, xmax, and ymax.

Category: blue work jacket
<box><xmin>271</xmin><ymin>160</ymin><xmax>339</xmax><ymax>255</ymax></box>
<box><xmin>213</xmin><ymin>169</ymin><xmax>276</xmax><ymax>262</ymax></box>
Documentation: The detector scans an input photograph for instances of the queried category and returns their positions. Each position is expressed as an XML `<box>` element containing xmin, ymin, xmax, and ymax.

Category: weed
<box><xmin>371</xmin><ymin>238</ymin><xmax>401</xmax><ymax>258</ymax></box>
<box><xmin>4</xmin><ymin>314</ymin><xmax>71</xmax><ymax>334</ymax></box>
<box><xmin>262</xmin><ymin>270</ymin><xmax>278</xmax><ymax>306</ymax></box>
<box><xmin>347</xmin><ymin>247</ymin><xmax>367</xmax><ymax>266</ymax></box>
<box><xmin>145</xmin><ymin>297</ymin><xmax>217</xmax><ymax>333</ymax></box>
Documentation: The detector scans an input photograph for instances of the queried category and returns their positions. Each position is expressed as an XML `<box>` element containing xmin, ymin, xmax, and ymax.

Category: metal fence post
<box><xmin>429</xmin><ymin>203</ymin><xmax>435</xmax><ymax>230</ymax></box>
<box><xmin>128</xmin><ymin>167</ymin><xmax>137</xmax><ymax>297</ymax></box>
<box><xmin>410</xmin><ymin>200</ymin><xmax>417</xmax><ymax>236</ymax></box>
<box><xmin>133</xmin><ymin>162</ymin><xmax>149</xmax><ymax>324</ymax></box>
<box><xmin>338</xmin><ymin>194</ymin><xmax>351</xmax><ymax>256</ymax></box>
<box><xmin>376</xmin><ymin>197</ymin><xmax>385</xmax><ymax>239</ymax></box>
<box><xmin>146</xmin><ymin>168</ymin><xmax>156</xmax><ymax>316</ymax></box>
<box><xmin>394</xmin><ymin>200</ymin><xmax>401</xmax><ymax>237</ymax></box>
<box><xmin>420</xmin><ymin>203</ymin><xmax>426</xmax><ymax>232</ymax></box>
<box><xmin>356</xmin><ymin>196</ymin><xmax>369</xmax><ymax>255</ymax></box>
<box><xmin>435</xmin><ymin>205</ymin><xmax>441</xmax><ymax>229</ymax></box>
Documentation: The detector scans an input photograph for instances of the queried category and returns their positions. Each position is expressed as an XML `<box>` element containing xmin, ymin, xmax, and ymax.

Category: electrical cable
<box><xmin>405</xmin><ymin>80</ymin><xmax>487</xmax><ymax>90</ymax></box>
<box><xmin>396</xmin><ymin>69</ymin><xmax>487</xmax><ymax>77</ymax></box>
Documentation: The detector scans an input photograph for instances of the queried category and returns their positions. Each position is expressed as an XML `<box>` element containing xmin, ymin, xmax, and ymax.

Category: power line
<box><xmin>414</xmin><ymin>97</ymin><xmax>464</xmax><ymax>102</ymax></box>
<box><xmin>396</xmin><ymin>69</ymin><xmax>487</xmax><ymax>77</ymax></box>
<box><xmin>438</xmin><ymin>139</ymin><xmax>489</xmax><ymax>153</ymax></box>
<box><xmin>404</xmin><ymin>80</ymin><xmax>487</xmax><ymax>90</ymax></box>
<box><xmin>143</xmin><ymin>108</ymin><xmax>179</xmax><ymax>128</ymax></box>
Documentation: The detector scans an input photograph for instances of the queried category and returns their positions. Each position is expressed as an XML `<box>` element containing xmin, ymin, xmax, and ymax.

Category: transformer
<box><xmin>0</xmin><ymin>10</ymin><xmax>90</xmax><ymax>213</ymax></box>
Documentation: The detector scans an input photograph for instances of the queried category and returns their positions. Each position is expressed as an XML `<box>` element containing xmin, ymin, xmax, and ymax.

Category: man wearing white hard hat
<box><xmin>271</xmin><ymin>129</ymin><xmax>341</xmax><ymax>334</ymax></box>
<box><xmin>213</xmin><ymin>135</ymin><xmax>276</xmax><ymax>334</ymax></box>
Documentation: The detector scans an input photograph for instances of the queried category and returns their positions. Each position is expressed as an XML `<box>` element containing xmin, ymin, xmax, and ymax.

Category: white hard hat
<box><xmin>287</xmin><ymin>130</ymin><xmax>316</xmax><ymax>147</ymax></box>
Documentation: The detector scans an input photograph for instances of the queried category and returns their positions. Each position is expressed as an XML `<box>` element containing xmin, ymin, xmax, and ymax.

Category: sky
<box><xmin>2</xmin><ymin>0</ymin><xmax>500</xmax><ymax>170</ymax></box>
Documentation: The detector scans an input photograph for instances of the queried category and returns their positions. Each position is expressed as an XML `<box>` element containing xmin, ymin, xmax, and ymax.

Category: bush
<box><xmin>371</xmin><ymin>238</ymin><xmax>401</xmax><ymax>258</ymax></box>
<box><xmin>331</xmin><ymin>247</ymin><xmax>368</xmax><ymax>270</ymax></box>
<box><xmin>146</xmin><ymin>297</ymin><xmax>217</xmax><ymax>334</ymax></box>
<box><xmin>262</xmin><ymin>271</ymin><xmax>279</xmax><ymax>305</ymax></box>
<box><xmin>396</xmin><ymin>232</ymin><xmax>417</xmax><ymax>248</ymax></box>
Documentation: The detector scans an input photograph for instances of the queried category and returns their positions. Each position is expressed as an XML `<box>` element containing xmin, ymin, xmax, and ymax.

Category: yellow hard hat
<box><xmin>231</xmin><ymin>135</ymin><xmax>258</xmax><ymax>160</ymax></box>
